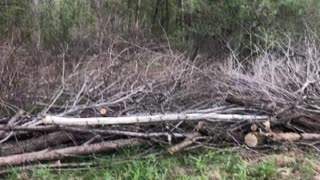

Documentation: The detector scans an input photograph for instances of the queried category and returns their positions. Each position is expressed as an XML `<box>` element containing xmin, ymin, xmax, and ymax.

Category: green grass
<box><xmin>6</xmin><ymin>148</ymin><xmax>317</xmax><ymax>180</ymax></box>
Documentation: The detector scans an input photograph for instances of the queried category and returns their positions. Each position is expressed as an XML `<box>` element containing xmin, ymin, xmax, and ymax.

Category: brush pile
<box><xmin>0</xmin><ymin>37</ymin><xmax>320</xmax><ymax>171</ymax></box>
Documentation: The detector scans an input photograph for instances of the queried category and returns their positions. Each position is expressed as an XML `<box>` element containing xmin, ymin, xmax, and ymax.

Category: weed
<box><xmin>300</xmin><ymin>160</ymin><xmax>315</xmax><ymax>180</ymax></box>
<box><xmin>6</xmin><ymin>149</ymin><xmax>318</xmax><ymax>180</ymax></box>
<box><xmin>249</xmin><ymin>161</ymin><xmax>277</xmax><ymax>180</ymax></box>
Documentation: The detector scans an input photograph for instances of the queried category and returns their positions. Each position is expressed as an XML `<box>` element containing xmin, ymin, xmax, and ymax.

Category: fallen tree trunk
<box><xmin>43</xmin><ymin>113</ymin><xmax>269</xmax><ymax>125</ymax></box>
<box><xmin>0</xmin><ymin>132</ymin><xmax>80</xmax><ymax>156</ymax></box>
<box><xmin>225</xmin><ymin>94</ymin><xmax>279</xmax><ymax>113</ymax></box>
<box><xmin>269</xmin><ymin>132</ymin><xmax>320</xmax><ymax>142</ymax></box>
<box><xmin>0</xmin><ymin>138</ymin><xmax>143</xmax><ymax>166</ymax></box>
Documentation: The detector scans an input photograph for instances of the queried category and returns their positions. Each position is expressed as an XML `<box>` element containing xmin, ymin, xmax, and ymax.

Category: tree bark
<box><xmin>176</xmin><ymin>0</ymin><xmax>182</xmax><ymax>30</ymax></box>
<box><xmin>168</xmin><ymin>132</ymin><xmax>200</xmax><ymax>154</ymax></box>
<box><xmin>0</xmin><ymin>138</ymin><xmax>142</xmax><ymax>166</ymax></box>
<box><xmin>153</xmin><ymin>0</ymin><xmax>161</xmax><ymax>26</ymax></box>
<box><xmin>165</xmin><ymin>0</ymin><xmax>169</xmax><ymax>31</ymax></box>
<box><xmin>43</xmin><ymin>113</ymin><xmax>269</xmax><ymax>125</ymax></box>
<box><xmin>0</xmin><ymin>132</ymin><xmax>79</xmax><ymax>156</ymax></box>
<box><xmin>135</xmin><ymin>0</ymin><xmax>141</xmax><ymax>30</ymax></box>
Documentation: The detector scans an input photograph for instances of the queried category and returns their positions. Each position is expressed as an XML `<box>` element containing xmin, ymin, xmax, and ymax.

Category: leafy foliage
<box><xmin>1</xmin><ymin>0</ymin><xmax>320</xmax><ymax>52</ymax></box>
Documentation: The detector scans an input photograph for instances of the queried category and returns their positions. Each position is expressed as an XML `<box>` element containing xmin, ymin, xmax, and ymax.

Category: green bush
<box><xmin>188</xmin><ymin>0</ymin><xmax>320</xmax><ymax>54</ymax></box>
<box><xmin>38</xmin><ymin>0</ymin><xmax>94</xmax><ymax>45</ymax></box>
<box><xmin>1</xmin><ymin>0</ymin><xmax>320</xmax><ymax>51</ymax></box>
<box><xmin>0</xmin><ymin>0</ymin><xmax>32</xmax><ymax>34</ymax></box>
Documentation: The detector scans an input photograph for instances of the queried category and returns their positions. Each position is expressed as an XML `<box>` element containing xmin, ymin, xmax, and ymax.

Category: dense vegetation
<box><xmin>1</xmin><ymin>0</ymin><xmax>320</xmax><ymax>54</ymax></box>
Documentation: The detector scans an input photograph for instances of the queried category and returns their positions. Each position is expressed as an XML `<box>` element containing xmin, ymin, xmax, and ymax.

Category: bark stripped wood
<box><xmin>269</xmin><ymin>132</ymin><xmax>320</xmax><ymax>142</ymax></box>
<box><xmin>43</xmin><ymin>113</ymin><xmax>269</xmax><ymax>125</ymax></box>
<box><xmin>0</xmin><ymin>138</ymin><xmax>143</xmax><ymax>166</ymax></box>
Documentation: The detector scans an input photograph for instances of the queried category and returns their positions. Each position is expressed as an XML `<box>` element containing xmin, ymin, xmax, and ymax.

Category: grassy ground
<box><xmin>7</xmin><ymin>147</ymin><xmax>320</xmax><ymax>180</ymax></box>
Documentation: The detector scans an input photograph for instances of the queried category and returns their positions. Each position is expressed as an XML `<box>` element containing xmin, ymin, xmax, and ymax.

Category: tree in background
<box><xmin>0</xmin><ymin>0</ymin><xmax>319</xmax><ymax>55</ymax></box>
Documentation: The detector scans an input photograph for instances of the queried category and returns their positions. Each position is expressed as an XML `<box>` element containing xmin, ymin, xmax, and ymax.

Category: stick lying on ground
<box><xmin>168</xmin><ymin>121</ymin><xmax>205</xmax><ymax>154</ymax></box>
<box><xmin>0</xmin><ymin>132</ymin><xmax>77</xmax><ymax>156</ymax></box>
<box><xmin>0</xmin><ymin>138</ymin><xmax>143</xmax><ymax>166</ymax></box>
<box><xmin>0</xmin><ymin>125</ymin><xmax>186</xmax><ymax>138</ymax></box>
<box><xmin>168</xmin><ymin>132</ymin><xmax>201</xmax><ymax>154</ymax></box>
<box><xmin>269</xmin><ymin>132</ymin><xmax>320</xmax><ymax>142</ymax></box>
<box><xmin>43</xmin><ymin>113</ymin><xmax>269</xmax><ymax>125</ymax></box>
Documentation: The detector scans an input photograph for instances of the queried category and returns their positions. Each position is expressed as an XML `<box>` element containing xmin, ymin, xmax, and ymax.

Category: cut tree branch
<box><xmin>0</xmin><ymin>132</ymin><xmax>82</xmax><ymax>156</ymax></box>
<box><xmin>0</xmin><ymin>125</ymin><xmax>186</xmax><ymax>138</ymax></box>
<box><xmin>43</xmin><ymin>113</ymin><xmax>269</xmax><ymax>125</ymax></box>
<box><xmin>0</xmin><ymin>138</ymin><xmax>143</xmax><ymax>166</ymax></box>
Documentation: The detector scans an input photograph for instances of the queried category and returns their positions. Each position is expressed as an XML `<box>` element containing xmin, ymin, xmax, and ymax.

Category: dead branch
<box><xmin>0</xmin><ymin>138</ymin><xmax>143</xmax><ymax>166</ymax></box>
<box><xmin>0</xmin><ymin>132</ymin><xmax>80</xmax><ymax>156</ymax></box>
<box><xmin>226</xmin><ymin>94</ymin><xmax>279</xmax><ymax>113</ymax></box>
<box><xmin>0</xmin><ymin>125</ymin><xmax>186</xmax><ymax>138</ymax></box>
<box><xmin>269</xmin><ymin>132</ymin><xmax>320</xmax><ymax>142</ymax></box>
<box><xmin>43</xmin><ymin>113</ymin><xmax>269</xmax><ymax>125</ymax></box>
<box><xmin>168</xmin><ymin>132</ymin><xmax>200</xmax><ymax>154</ymax></box>
<box><xmin>168</xmin><ymin>121</ymin><xmax>205</xmax><ymax>154</ymax></box>
<box><xmin>0</xmin><ymin>110</ymin><xmax>23</xmax><ymax>139</ymax></box>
